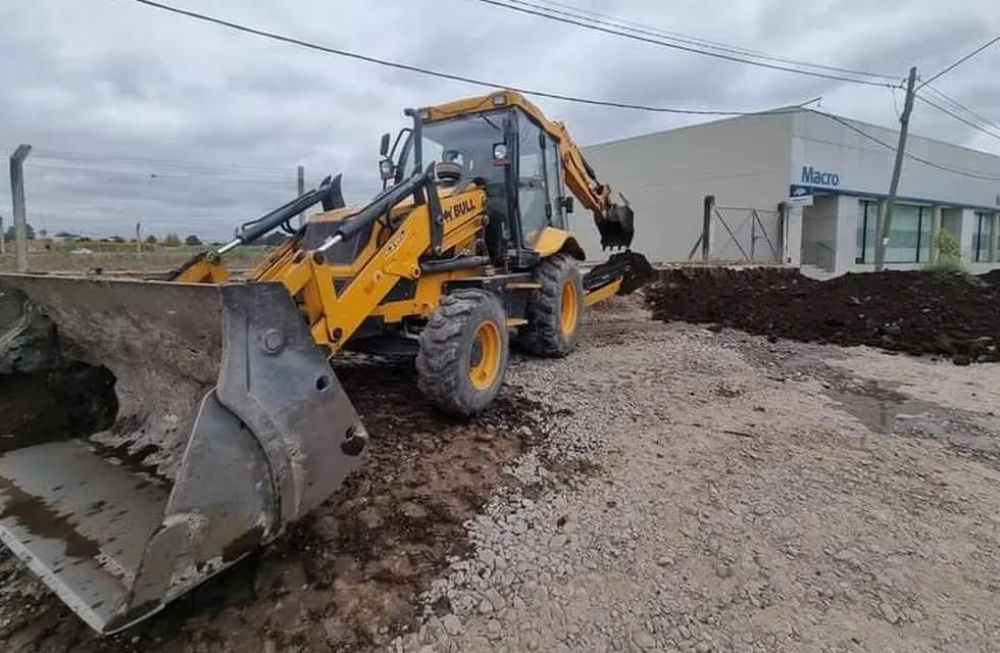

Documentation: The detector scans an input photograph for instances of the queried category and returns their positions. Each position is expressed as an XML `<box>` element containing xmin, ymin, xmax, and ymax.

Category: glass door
<box><xmin>516</xmin><ymin>118</ymin><xmax>550</xmax><ymax>246</ymax></box>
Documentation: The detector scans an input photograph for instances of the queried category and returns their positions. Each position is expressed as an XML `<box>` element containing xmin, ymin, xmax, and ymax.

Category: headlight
<box><xmin>492</xmin><ymin>143</ymin><xmax>509</xmax><ymax>160</ymax></box>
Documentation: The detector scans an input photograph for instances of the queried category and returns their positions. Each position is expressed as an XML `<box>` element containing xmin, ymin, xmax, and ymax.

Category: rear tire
<box><xmin>518</xmin><ymin>254</ymin><xmax>584</xmax><ymax>357</ymax></box>
<box><xmin>416</xmin><ymin>290</ymin><xmax>509</xmax><ymax>417</ymax></box>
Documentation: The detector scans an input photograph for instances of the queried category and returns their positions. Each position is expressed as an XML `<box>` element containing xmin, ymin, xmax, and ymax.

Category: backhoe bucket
<box><xmin>0</xmin><ymin>275</ymin><xmax>366</xmax><ymax>633</ymax></box>
<box><xmin>594</xmin><ymin>202</ymin><xmax>635</xmax><ymax>250</ymax></box>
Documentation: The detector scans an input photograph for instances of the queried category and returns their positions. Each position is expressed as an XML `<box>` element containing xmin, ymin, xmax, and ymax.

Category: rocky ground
<box><xmin>3</xmin><ymin>293</ymin><xmax>1000</xmax><ymax>651</ymax></box>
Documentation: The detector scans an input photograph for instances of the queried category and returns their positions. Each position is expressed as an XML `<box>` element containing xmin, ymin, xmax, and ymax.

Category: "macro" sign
<box><xmin>801</xmin><ymin>166</ymin><xmax>840</xmax><ymax>187</ymax></box>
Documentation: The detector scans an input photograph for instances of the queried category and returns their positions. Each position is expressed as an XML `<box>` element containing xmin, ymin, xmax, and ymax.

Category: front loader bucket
<box><xmin>0</xmin><ymin>275</ymin><xmax>366</xmax><ymax>633</ymax></box>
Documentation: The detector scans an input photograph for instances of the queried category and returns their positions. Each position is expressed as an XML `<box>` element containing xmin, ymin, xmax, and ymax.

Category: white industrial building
<box><xmin>577</xmin><ymin>110</ymin><xmax>1000</xmax><ymax>277</ymax></box>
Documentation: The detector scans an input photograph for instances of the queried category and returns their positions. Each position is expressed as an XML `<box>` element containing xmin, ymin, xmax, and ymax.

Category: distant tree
<box><xmin>3</xmin><ymin>223</ymin><xmax>35</xmax><ymax>242</ymax></box>
<box><xmin>145</xmin><ymin>234</ymin><xmax>158</xmax><ymax>245</ymax></box>
<box><xmin>926</xmin><ymin>227</ymin><xmax>964</xmax><ymax>274</ymax></box>
<box><xmin>184</xmin><ymin>234</ymin><xmax>202</xmax><ymax>246</ymax></box>
<box><xmin>163</xmin><ymin>233</ymin><xmax>182</xmax><ymax>247</ymax></box>
<box><xmin>109</xmin><ymin>235</ymin><xmax>125</xmax><ymax>243</ymax></box>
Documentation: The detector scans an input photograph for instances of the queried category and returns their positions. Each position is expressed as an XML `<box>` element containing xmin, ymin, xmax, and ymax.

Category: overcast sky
<box><xmin>1</xmin><ymin>0</ymin><xmax>998</xmax><ymax>240</ymax></box>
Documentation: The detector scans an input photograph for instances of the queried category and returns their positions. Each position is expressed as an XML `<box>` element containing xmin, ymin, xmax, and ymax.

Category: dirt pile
<box><xmin>646</xmin><ymin>267</ymin><xmax>1000</xmax><ymax>363</ymax></box>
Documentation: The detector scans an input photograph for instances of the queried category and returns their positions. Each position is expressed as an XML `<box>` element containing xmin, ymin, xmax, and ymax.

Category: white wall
<box><xmin>579</xmin><ymin>113</ymin><xmax>794</xmax><ymax>262</ymax></box>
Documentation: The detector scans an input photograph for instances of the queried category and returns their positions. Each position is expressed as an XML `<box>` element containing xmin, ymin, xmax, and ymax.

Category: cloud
<box><xmin>1</xmin><ymin>0</ymin><xmax>997</xmax><ymax>239</ymax></box>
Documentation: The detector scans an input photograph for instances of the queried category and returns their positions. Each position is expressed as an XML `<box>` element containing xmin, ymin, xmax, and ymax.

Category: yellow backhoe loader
<box><xmin>0</xmin><ymin>90</ymin><xmax>651</xmax><ymax>633</ymax></box>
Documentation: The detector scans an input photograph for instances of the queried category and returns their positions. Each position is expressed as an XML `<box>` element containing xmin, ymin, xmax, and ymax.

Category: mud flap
<box><xmin>0</xmin><ymin>275</ymin><xmax>366</xmax><ymax>633</ymax></box>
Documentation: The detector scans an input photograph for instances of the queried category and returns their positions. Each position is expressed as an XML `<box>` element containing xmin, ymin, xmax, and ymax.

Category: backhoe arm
<box><xmin>548</xmin><ymin>118</ymin><xmax>635</xmax><ymax>250</ymax></box>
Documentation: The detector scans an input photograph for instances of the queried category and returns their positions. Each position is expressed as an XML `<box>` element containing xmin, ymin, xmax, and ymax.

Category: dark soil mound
<box><xmin>646</xmin><ymin>267</ymin><xmax>1000</xmax><ymax>363</ymax></box>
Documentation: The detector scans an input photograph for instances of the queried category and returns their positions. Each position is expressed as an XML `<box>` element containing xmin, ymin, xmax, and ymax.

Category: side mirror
<box><xmin>561</xmin><ymin>196</ymin><xmax>575</xmax><ymax>214</ymax></box>
<box><xmin>379</xmin><ymin>158</ymin><xmax>395</xmax><ymax>181</ymax></box>
<box><xmin>379</xmin><ymin>132</ymin><xmax>391</xmax><ymax>157</ymax></box>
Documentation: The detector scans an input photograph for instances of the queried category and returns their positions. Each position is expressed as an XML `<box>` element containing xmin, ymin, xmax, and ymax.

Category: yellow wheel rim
<box><xmin>560</xmin><ymin>280</ymin><xmax>579</xmax><ymax>336</ymax></box>
<box><xmin>469</xmin><ymin>320</ymin><xmax>502</xmax><ymax>390</ymax></box>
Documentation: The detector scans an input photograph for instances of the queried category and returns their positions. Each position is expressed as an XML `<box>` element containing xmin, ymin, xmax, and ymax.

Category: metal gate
<box><xmin>688</xmin><ymin>196</ymin><xmax>785</xmax><ymax>263</ymax></box>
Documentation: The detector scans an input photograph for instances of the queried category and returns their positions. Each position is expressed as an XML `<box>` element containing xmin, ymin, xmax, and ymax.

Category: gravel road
<box><xmin>3</xmin><ymin>294</ymin><xmax>1000</xmax><ymax>651</ymax></box>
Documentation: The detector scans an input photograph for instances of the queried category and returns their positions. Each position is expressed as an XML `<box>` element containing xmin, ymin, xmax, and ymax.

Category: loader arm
<box><xmin>254</xmin><ymin>172</ymin><xmax>488</xmax><ymax>353</ymax></box>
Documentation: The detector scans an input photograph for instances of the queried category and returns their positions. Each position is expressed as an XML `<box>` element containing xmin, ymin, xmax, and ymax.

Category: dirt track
<box><xmin>3</xmin><ymin>294</ymin><xmax>1000</xmax><ymax>651</ymax></box>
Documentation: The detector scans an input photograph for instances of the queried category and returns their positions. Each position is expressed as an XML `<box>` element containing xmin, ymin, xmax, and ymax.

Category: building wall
<box><xmin>579</xmin><ymin>113</ymin><xmax>794</xmax><ymax>262</ymax></box>
<box><xmin>790</xmin><ymin>111</ymin><xmax>1000</xmax><ymax>209</ymax></box>
<box><xmin>581</xmin><ymin>109</ymin><xmax>1000</xmax><ymax>272</ymax></box>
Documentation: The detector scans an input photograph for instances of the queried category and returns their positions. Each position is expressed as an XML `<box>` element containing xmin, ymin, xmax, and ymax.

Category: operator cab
<box><xmin>380</xmin><ymin>99</ymin><xmax>573</xmax><ymax>270</ymax></box>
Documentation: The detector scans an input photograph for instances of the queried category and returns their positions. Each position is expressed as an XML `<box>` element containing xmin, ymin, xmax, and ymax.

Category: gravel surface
<box><xmin>3</xmin><ymin>294</ymin><xmax>1000</xmax><ymax>651</ymax></box>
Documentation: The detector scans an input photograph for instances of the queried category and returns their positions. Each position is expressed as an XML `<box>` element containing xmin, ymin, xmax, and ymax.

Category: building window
<box><xmin>975</xmin><ymin>211</ymin><xmax>993</xmax><ymax>262</ymax></box>
<box><xmin>856</xmin><ymin>200</ymin><xmax>877</xmax><ymax>263</ymax></box>
<box><xmin>856</xmin><ymin>201</ymin><xmax>931</xmax><ymax>264</ymax></box>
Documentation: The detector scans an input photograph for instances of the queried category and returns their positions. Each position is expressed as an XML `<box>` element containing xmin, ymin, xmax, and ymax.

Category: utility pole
<box><xmin>136</xmin><ymin>222</ymin><xmax>142</xmax><ymax>256</ymax></box>
<box><xmin>9</xmin><ymin>144</ymin><xmax>32</xmax><ymax>273</ymax></box>
<box><xmin>297</xmin><ymin>165</ymin><xmax>305</xmax><ymax>227</ymax></box>
<box><xmin>874</xmin><ymin>67</ymin><xmax>917</xmax><ymax>271</ymax></box>
<box><xmin>0</xmin><ymin>215</ymin><xmax>5</xmax><ymax>256</ymax></box>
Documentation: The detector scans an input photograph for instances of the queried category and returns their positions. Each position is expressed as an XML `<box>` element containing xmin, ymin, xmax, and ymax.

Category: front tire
<box><xmin>518</xmin><ymin>254</ymin><xmax>584</xmax><ymax>357</ymax></box>
<box><xmin>416</xmin><ymin>290</ymin><xmax>509</xmax><ymax>417</ymax></box>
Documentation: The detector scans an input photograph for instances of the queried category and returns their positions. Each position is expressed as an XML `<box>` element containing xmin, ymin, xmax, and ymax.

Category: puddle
<box><xmin>824</xmin><ymin>378</ymin><xmax>933</xmax><ymax>434</ymax></box>
<box><xmin>822</xmin><ymin>376</ymin><xmax>1000</xmax><ymax>461</ymax></box>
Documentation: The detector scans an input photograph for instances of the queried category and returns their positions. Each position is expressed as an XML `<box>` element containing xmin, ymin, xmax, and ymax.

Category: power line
<box><xmin>817</xmin><ymin>110</ymin><xmax>1000</xmax><ymax>181</ymax></box>
<box><xmin>115</xmin><ymin>0</ymin><xmax>997</xmax><ymax>182</ymax></box>
<box><xmin>122</xmin><ymin>0</ymin><xmax>889</xmax><ymax>114</ymax></box>
<box><xmin>32</xmin><ymin>148</ymin><xmax>293</xmax><ymax>177</ymax></box>
<box><xmin>923</xmin><ymin>85</ymin><xmax>1000</xmax><ymax>134</ymax></box>
<box><xmin>28</xmin><ymin>161</ymin><xmax>296</xmax><ymax>185</ymax></box>
<box><xmin>915</xmin><ymin>93</ymin><xmax>1000</xmax><ymax>143</ymax></box>
<box><xmin>496</xmin><ymin>0</ymin><xmax>898</xmax><ymax>81</ymax></box>
<box><xmin>467</xmin><ymin>0</ymin><xmax>900</xmax><ymax>88</ymax></box>
<box><xmin>917</xmin><ymin>36</ymin><xmax>1000</xmax><ymax>89</ymax></box>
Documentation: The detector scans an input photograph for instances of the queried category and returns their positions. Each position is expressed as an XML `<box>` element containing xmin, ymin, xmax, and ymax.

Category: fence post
<box><xmin>10</xmin><ymin>144</ymin><xmax>32</xmax><ymax>273</ymax></box>
<box><xmin>702</xmin><ymin>195</ymin><xmax>715</xmax><ymax>262</ymax></box>
<box><xmin>297</xmin><ymin>165</ymin><xmax>306</xmax><ymax>227</ymax></box>
<box><xmin>777</xmin><ymin>201</ymin><xmax>787</xmax><ymax>263</ymax></box>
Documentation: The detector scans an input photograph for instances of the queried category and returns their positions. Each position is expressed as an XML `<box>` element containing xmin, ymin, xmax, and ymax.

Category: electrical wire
<box><xmin>915</xmin><ymin>94</ymin><xmax>1000</xmax><ymax>144</ymax></box>
<box><xmin>100</xmin><ymin>0</ymin><xmax>1000</xmax><ymax>184</ymax></box>
<box><xmin>467</xmin><ymin>0</ymin><xmax>900</xmax><ymax>88</ymax></box>
<box><xmin>816</xmin><ymin>110</ymin><xmax>1000</xmax><ymax>181</ymax></box>
<box><xmin>923</xmin><ymin>85</ymin><xmax>1000</xmax><ymax>135</ymax></box>
<box><xmin>32</xmin><ymin>148</ymin><xmax>293</xmax><ymax>178</ymax></box>
<box><xmin>119</xmin><ymin>0</ymin><xmax>855</xmax><ymax>115</ymax></box>
<box><xmin>28</xmin><ymin>161</ymin><xmax>295</xmax><ymax>185</ymax></box>
<box><xmin>493</xmin><ymin>0</ymin><xmax>898</xmax><ymax>81</ymax></box>
<box><xmin>917</xmin><ymin>36</ymin><xmax>1000</xmax><ymax>89</ymax></box>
